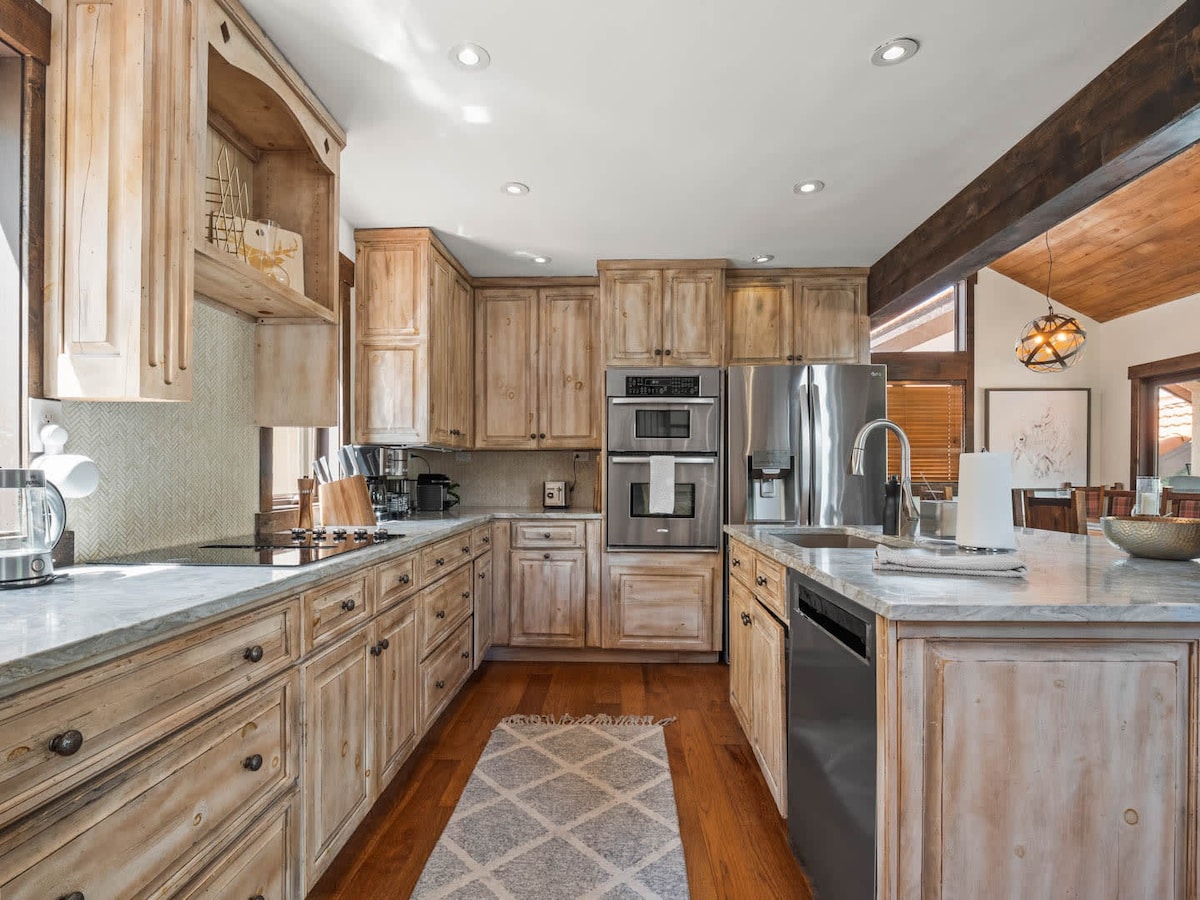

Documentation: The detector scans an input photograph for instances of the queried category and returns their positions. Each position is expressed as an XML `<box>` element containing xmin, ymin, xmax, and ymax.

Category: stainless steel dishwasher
<box><xmin>787</xmin><ymin>570</ymin><xmax>877</xmax><ymax>900</ymax></box>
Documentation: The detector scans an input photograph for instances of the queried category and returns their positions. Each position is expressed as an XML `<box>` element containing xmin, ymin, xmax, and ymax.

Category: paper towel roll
<box><xmin>956</xmin><ymin>452</ymin><xmax>1016</xmax><ymax>551</ymax></box>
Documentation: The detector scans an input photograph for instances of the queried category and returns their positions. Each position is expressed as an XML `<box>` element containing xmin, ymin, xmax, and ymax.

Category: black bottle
<box><xmin>882</xmin><ymin>475</ymin><xmax>900</xmax><ymax>536</ymax></box>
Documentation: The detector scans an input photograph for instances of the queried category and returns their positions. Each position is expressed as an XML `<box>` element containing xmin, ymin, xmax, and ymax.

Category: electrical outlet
<box><xmin>455</xmin><ymin>452</ymin><xmax>472</xmax><ymax>463</ymax></box>
<box><xmin>28</xmin><ymin>398</ymin><xmax>65</xmax><ymax>453</ymax></box>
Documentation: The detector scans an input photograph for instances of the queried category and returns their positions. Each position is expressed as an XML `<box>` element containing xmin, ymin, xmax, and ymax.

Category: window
<box><xmin>886</xmin><ymin>383</ymin><xmax>965</xmax><ymax>482</ymax></box>
<box><xmin>869</xmin><ymin>284</ymin><xmax>963</xmax><ymax>353</ymax></box>
<box><xmin>1130</xmin><ymin>352</ymin><xmax>1200</xmax><ymax>485</ymax></box>
<box><xmin>0</xmin><ymin>46</ymin><xmax>21</xmax><ymax>467</ymax></box>
<box><xmin>1156</xmin><ymin>385</ymin><xmax>1195</xmax><ymax>478</ymax></box>
<box><xmin>270</xmin><ymin>427</ymin><xmax>334</xmax><ymax>505</ymax></box>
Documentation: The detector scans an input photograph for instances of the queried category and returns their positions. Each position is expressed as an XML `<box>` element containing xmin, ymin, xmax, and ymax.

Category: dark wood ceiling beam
<box><xmin>868</xmin><ymin>0</ymin><xmax>1200</xmax><ymax>321</ymax></box>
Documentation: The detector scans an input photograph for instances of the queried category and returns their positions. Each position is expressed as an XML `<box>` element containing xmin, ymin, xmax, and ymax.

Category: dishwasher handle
<box><xmin>795</xmin><ymin>589</ymin><xmax>872</xmax><ymax>664</ymax></box>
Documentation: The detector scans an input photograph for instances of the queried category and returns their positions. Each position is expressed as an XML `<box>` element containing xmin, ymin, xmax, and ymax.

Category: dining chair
<box><xmin>1020</xmin><ymin>489</ymin><xmax>1087</xmax><ymax>535</ymax></box>
<box><xmin>1102</xmin><ymin>489</ymin><xmax>1137</xmax><ymax>516</ymax></box>
<box><xmin>1163</xmin><ymin>488</ymin><xmax>1200</xmax><ymax>518</ymax></box>
<box><xmin>1073</xmin><ymin>485</ymin><xmax>1104</xmax><ymax>520</ymax></box>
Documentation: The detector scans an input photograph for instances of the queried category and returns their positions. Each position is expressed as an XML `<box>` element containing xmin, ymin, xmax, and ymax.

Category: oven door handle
<box><xmin>609</xmin><ymin>457</ymin><xmax>718</xmax><ymax>465</ymax></box>
<box><xmin>608</xmin><ymin>397</ymin><xmax>716</xmax><ymax>406</ymax></box>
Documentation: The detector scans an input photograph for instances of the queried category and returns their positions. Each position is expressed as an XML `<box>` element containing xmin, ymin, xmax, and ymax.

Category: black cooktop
<box><xmin>93</xmin><ymin>528</ymin><xmax>398</xmax><ymax>567</ymax></box>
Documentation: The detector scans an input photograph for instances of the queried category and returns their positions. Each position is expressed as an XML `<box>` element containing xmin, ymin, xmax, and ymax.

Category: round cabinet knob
<box><xmin>341</xmin><ymin>598</ymin><xmax>357</xmax><ymax>612</ymax></box>
<box><xmin>436</xmin><ymin>610</ymin><xmax>446</xmax><ymax>619</ymax></box>
<box><xmin>462</xmin><ymin>546</ymin><xmax>470</xmax><ymax>554</ymax></box>
<box><xmin>243</xmin><ymin>754</ymin><xmax>263</xmax><ymax>772</ymax></box>
<box><xmin>436</xmin><ymin>557</ymin><xmax>445</xmax><ymax>566</ymax></box>
<box><xmin>478</xmin><ymin>572</ymin><xmax>486</xmax><ymax>580</ymax></box>
<box><xmin>379</xmin><ymin>638</ymin><xmax>389</xmax><ymax>650</ymax></box>
<box><xmin>543</xmin><ymin>553</ymin><xmax>551</xmax><ymax>560</ymax></box>
<box><xmin>60</xmin><ymin>893</ymin><xmax>85</xmax><ymax>900</ymax></box>
<box><xmin>796</xmin><ymin>354</ymin><xmax>804</xmax><ymax>361</ymax></box>
<box><xmin>49</xmin><ymin>729</ymin><xmax>84</xmax><ymax>757</ymax></box>
<box><xmin>731</xmin><ymin>558</ymin><xmax>741</xmax><ymax>567</ymax></box>
<box><xmin>741</xmin><ymin>612</ymin><xmax>752</xmax><ymax>626</ymax></box>
<box><xmin>539</xmin><ymin>433</ymin><xmax>546</xmax><ymax>439</ymax></box>
<box><xmin>370</xmin><ymin>644</ymin><xmax>383</xmax><ymax>657</ymax></box>
<box><xmin>398</xmin><ymin>574</ymin><xmax>410</xmax><ymax>585</ymax></box>
<box><xmin>663</xmin><ymin>349</ymin><xmax>672</xmax><ymax>356</ymax></box>
<box><xmin>243</xmin><ymin>645</ymin><xmax>264</xmax><ymax>663</ymax></box>
<box><xmin>461</xmin><ymin>591</ymin><xmax>471</xmax><ymax>599</ymax></box>
<box><xmin>786</xmin><ymin>355</ymin><xmax>794</xmax><ymax>361</ymax></box>
<box><xmin>250</xmin><ymin>895</ymin><xmax>266</xmax><ymax>900</ymax></box>
<box><xmin>436</xmin><ymin>679</ymin><xmax>446</xmax><ymax>689</ymax></box>
<box><xmin>461</xmin><ymin>651</ymin><xmax>470</xmax><ymax>659</ymax></box>
<box><xmin>654</xmin><ymin>349</ymin><xmax>663</xmax><ymax>356</ymax></box>
<box><xmin>756</xmin><ymin>575</ymin><xmax>767</xmax><ymax>586</ymax></box>
<box><xmin>482</xmin><ymin>536</ymin><xmax>490</xmax><ymax>544</ymax></box>
<box><xmin>543</xmin><ymin>532</ymin><xmax>551</xmax><ymax>539</ymax></box>
<box><xmin>530</xmin><ymin>433</ymin><xmax>537</xmax><ymax>440</ymax></box>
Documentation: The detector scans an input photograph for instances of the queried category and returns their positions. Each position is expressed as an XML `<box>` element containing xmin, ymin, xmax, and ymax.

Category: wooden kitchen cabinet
<box><xmin>175</xmin><ymin>793</ymin><xmax>298</xmax><ymax>900</ymax></box>
<box><xmin>509</xmin><ymin>549</ymin><xmax>587</xmax><ymax>648</ymax></box>
<box><xmin>355</xmin><ymin>228</ymin><xmax>473</xmax><ymax>447</ymax></box>
<box><xmin>475</xmin><ymin>284</ymin><xmax>601</xmax><ymax>449</ymax></box>
<box><xmin>726</xmin><ymin>271</ymin><xmax>869</xmax><ymax>365</ymax></box>
<box><xmin>474</xmin><ymin>552</ymin><xmax>495</xmax><ymax>667</ymax></box>
<box><xmin>372</xmin><ymin>601</ymin><xmax>417</xmax><ymax>792</ymax></box>
<box><xmin>728</xmin><ymin>579</ymin><xmax>755</xmax><ymax>728</ymax></box>
<box><xmin>603</xmin><ymin>551</ymin><xmax>719</xmax><ymax>651</ymax></box>
<box><xmin>600</xmin><ymin>261</ymin><xmax>725</xmax><ymax>367</ymax></box>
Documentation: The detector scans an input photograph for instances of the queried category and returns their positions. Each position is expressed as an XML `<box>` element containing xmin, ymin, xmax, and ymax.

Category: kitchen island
<box><xmin>727</xmin><ymin>524</ymin><xmax>1200</xmax><ymax>900</ymax></box>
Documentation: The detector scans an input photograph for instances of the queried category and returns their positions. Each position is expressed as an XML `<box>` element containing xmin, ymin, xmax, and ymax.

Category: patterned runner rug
<box><xmin>413</xmin><ymin>714</ymin><xmax>690</xmax><ymax>900</ymax></box>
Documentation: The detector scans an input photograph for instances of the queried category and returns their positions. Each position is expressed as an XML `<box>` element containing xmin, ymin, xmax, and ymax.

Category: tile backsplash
<box><xmin>63</xmin><ymin>303</ymin><xmax>258</xmax><ymax>561</ymax></box>
<box><xmin>418</xmin><ymin>449</ymin><xmax>599</xmax><ymax>511</ymax></box>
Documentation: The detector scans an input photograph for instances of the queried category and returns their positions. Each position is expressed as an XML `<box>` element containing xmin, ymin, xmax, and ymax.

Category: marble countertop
<box><xmin>726</xmin><ymin>525</ymin><xmax>1200</xmax><ymax>624</ymax></box>
<box><xmin>0</xmin><ymin>507</ymin><xmax>598</xmax><ymax>698</ymax></box>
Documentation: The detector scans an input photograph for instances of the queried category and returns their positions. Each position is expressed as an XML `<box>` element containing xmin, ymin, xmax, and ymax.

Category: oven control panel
<box><xmin>622</xmin><ymin>375</ymin><xmax>700</xmax><ymax>397</ymax></box>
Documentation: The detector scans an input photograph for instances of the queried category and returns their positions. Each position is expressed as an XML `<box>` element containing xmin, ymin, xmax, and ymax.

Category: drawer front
<box><xmin>511</xmin><ymin>521</ymin><xmax>585</xmax><ymax>548</ymax></box>
<box><xmin>418</xmin><ymin>564</ymin><xmax>475</xmax><ymax>657</ymax></box>
<box><xmin>420</xmin><ymin>620</ymin><xmax>473</xmax><ymax>731</ymax></box>
<box><xmin>728</xmin><ymin>541</ymin><xmax>754</xmax><ymax>589</ymax></box>
<box><xmin>753</xmin><ymin>554</ymin><xmax>787</xmax><ymax>620</ymax></box>
<box><xmin>304</xmin><ymin>573</ymin><xmax>370</xmax><ymax>649</ymax></box>
<box><xmin>0</xmin><ymin>600</ymin><xmax>298</xmax><ymax>830</ymax></box>
<box><xmin>375</xmin><ymin>553</ymin><xmax>418</xmax><ymax>610</ymax></box>
<box><xmin>1</xmin><ymin>673</ymin><xmax>296</xmax><ymax>899</ymax></box>
<box><xmin>471</xmin><ymin>524</ymin><xmax>493</xmax><ymax>556</ymax></box>
<box><xmin>175</xmin><ymin>793</ymin><xmax>296</xmax><ymax>900</ymax></box>
<box><xmin>420</xmin><ymin>532</ymin><xmax>474</xmax><ymax>583</ymax></box>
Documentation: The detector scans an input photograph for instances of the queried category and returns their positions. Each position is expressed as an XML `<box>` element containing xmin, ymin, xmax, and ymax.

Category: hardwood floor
<box><xmin>308</xmin><ymin>661</ymin><xmax>812</xmax><ymax>899</ymax></box>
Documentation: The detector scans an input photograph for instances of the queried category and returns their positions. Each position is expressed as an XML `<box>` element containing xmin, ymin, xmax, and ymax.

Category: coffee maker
<box><xmin>380</xmin><ymin>448</ymin><xmax>417</xmax><ymax>519</ymax></box>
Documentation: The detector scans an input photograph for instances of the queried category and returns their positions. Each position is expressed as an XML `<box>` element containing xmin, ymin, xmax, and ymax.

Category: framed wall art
<box><xmin>984</xmin><ymin>388</ymin><xmax>1091</xmax><ymax>488</ymax></box>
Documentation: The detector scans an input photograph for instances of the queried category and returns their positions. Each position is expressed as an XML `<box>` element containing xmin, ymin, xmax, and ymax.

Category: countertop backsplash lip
<box><xmin>0</xmin><ymin>509</ymin><xmax>599</xmax><ymax>699</ymax></box>
<box><xmin>726</xmin><ymin>524</ymin><xmax>1200</xmax><ymax>624</ymax></box>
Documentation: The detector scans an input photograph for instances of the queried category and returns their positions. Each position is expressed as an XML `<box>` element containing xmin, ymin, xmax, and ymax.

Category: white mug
<box><xmin>32</xmin><ymin>454</ymin><xmax>100</xmax><ymax>499</ymax></box>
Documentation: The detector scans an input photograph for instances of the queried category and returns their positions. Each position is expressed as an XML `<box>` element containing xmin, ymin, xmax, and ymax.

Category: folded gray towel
<box><xmin>872</xmin><ymin>544</ymin><xmax>1028</xmax><ymax>578</ymax></box>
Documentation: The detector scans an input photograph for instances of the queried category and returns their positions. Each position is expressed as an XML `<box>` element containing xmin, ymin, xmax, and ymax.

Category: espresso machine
<box><xmin>381</xmin><ymin>448</ymin><xmax>417</xmax><ymax>519</ymax></box>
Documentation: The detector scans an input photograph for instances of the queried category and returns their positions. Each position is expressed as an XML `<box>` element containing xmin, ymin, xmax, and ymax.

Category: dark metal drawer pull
<box><xmin>461</xmin><ymin>591</ymin><xmax>471</xmax><ymax>599</ymax></box>
<box><xmin>461</xmin><ymin>651</ymin><xmax>470</xmax><ymax>659</ymax></box>
<box><xmin>755</xmin><ymin>575</ymin><xmax>768</xmax><ymax>586</ymax></box>
<box><xmin>543</xmin><ymin>553</ymin><xmax>551</xmax><ymax>560</ymax></box>
<box><xmin>436</xmin><ymin>610</ymin><xmax>446</xmax><ymax>619</ymax></box>
<box><xmin>398</xmin><ymin>573</ymin><xmax>410</xmax><ymax>584</ymax></box>
<box><xmin>243</xmin><ymin>754</ymin><xmax>263</xmax><ymax>772</ymax></box>
<box><xmin>243</xmin><ymin>645</ymin><xmax>264</xmax><ymax>663</ymax></box>
<box><xmin>436</xmin><ymin>679</ymin><xmax>446</xmax><ymax>689</ymax></box>
<box><xmin>482</xmin><ymin>536</ymin><xmax>490</xmax><ymax>544</ymax></box>
<box><xmin>60</xmin><ymin>892</ymin><xmax>85</xmax><ymax>900</ymax></box>
<box><xmin>341</xmin><ymin>598</ymin><xmax>357</xmax><ymax>611</ymax></box>
<box><xmin>543</xmin><ymin>532</ymin><xmax>551</xmax><ymax>538</ymax></box>
<box><xmin>740</xmin><ymin>612</ymin><xmax>752</xmax><ymax>626</ymax></box>
<box><xmin>49</xmin><ymin>730</ymin><xmax>84</xmax><ymax>757</ymax></box>
<box><xmin>435</xmin><ymin>557</ymin><xmax>445</xmax><ymax>566</ymax></box>
<box><xmin>379</xmin><ymin>638</ymin><xmax>389</xmax><ymax>650</ymax></box>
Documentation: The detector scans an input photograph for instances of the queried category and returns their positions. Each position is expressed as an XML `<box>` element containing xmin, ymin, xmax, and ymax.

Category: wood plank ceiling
<box><xmin>991</xmin><ymin>140</ymin><xmax>1200</xmax><ymax>323</ymax></box>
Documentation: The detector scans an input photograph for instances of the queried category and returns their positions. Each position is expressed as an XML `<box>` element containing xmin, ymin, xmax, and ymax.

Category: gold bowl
<box><xmin>1101</xmin><ymin>516</ymin><xmax>1200</xmax><ymax>560</ymax></box>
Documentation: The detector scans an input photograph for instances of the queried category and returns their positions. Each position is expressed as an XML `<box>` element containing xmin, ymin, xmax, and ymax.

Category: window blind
<box><xmin>886</xmin><ymin>383</ymin><xmax>964</xmax><ymax>482</ymax></box>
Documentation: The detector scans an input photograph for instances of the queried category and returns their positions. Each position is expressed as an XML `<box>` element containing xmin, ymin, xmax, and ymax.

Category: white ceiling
<box><xmin>242</xmin><ymin>0</ymin><xmax>1179</xmax><ymax>277</ymax></box>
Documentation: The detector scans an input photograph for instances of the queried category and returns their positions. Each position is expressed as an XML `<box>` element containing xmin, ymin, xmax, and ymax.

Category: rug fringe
<box><xmin>499</xmin><ymin>713</ymin><xmax>677</xmax><ymax>727</ymax></box>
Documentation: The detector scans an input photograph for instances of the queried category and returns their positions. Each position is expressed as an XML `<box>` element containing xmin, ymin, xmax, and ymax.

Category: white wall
<box><xmin>974</xmin><ymin>268</ymin><xmax>1200</xmax><ymax>486</ymax></box>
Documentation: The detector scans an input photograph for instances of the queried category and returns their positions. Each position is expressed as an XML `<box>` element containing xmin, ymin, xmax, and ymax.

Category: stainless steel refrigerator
<box><xmin>726</xmin><ymin>365</ymin><xmax>888</xmax><ymax>528</ymax></box>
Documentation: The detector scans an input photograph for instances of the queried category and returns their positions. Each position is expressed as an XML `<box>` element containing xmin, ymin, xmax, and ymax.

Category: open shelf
<box><xmin>194</xmin><ymin>241</ymin><xmax>336</xmax><ymax>322</ymax></box>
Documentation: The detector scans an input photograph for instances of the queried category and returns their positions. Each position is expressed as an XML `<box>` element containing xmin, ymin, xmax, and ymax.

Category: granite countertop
<box><xmin>0</xmin><ymin>507</ymin><xmax>599</xmax><ymax>698</ymax></box>
<box><xmin>726</xmin><ymin>524</ymin><xmax>1200</xmax><ymax>624</ymax></box>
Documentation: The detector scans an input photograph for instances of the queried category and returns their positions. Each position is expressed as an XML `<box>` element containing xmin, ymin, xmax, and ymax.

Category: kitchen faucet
<box><xmin>849</xmin><ymin>418</ymin><xmax>920</xmax><ymax>537</ymax></box>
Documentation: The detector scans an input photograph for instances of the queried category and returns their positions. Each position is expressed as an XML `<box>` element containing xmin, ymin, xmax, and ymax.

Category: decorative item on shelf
<box><xmin>244</xmin><ymin>219</ymin><xmax>305</xmax><ymax>293</ymax></box>
<box><xmin>1015</xmin><ymin>231</ymin><xmax>1087</xmax><ymax>372</ymax></box>
<box><xmin>205</xmin><ymin>145</ymin><xmax>250</xmax><ymax>261</ymax></box>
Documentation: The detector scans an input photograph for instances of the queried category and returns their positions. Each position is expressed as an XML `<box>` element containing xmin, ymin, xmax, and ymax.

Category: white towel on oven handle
<box><xmin>648</xmin><ymin>455</ymin><xmax>676</xmax><ymax>515</ymax></box>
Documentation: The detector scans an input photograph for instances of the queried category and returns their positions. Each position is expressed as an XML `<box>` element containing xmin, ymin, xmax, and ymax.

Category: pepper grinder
<box><xmin>297</xmin><ymin>477</ymin><xmax>314</xmax><ymax>530</ymax></box>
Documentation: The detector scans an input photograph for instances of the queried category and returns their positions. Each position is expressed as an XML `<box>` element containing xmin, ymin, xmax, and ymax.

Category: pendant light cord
<box><xmin>1044</xmin><ymin>231</ymin><xmax>1054</xmax><ymax>316</ymax></box>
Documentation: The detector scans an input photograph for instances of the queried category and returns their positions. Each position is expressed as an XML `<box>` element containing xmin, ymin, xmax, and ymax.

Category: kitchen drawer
<box><xmin>420</xmin><ymin>619</ymin><xmax>473</xmax><ymax>732</ymax></box>
<box><xmin>471</xmin><ymin>524</ymin><xmax>494</xmax><ymax>556</ymax></box>
<box><xmin>420</xmin><ymin>532</ymin><xmax>474</xmax><ymax>583</ymax></box>
<box><xmin>753</xmin><ymin>554</ymin><xmax>787</xmax><ymax>620</ymax></box>
<box><xmin>375</xmin><ymin>553</ymin><xmax>419</xmax><ymax>611</ymax></box>
<box><xmin>728</xmin><ymin>540</ymin><xmax>754</xmax><ymax>590</ymax></box>
<box><xmin>0</xmin><ymin>599</ymin><xmax>298</xmax><ymax>830</ymax></box>
<box><xmin>303</xmin><ymin>572</ymin><xmax>370</xmax><ymax>649</ymax></box>
<box><xmin>0</xmin><ymin>672</ymin><xmax>297</xmax><ymax>899</ymax></box>
<box><xmin>511</xmin><ymin>520</ymin><xmax>585</xmax><ymax>548</ymax></box>
<box><xmin>175</xmin><ymin>792</ymin><xmax>297</xmax><ymax>900</ymax></box>
<box><xmin>418</xmin><ymin>564</ymin><xmax>474</xmax><ymax>657</ymax></box>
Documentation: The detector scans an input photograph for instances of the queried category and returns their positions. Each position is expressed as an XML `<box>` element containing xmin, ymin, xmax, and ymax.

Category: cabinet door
<box><xmin>452</xmin><ymin>274</ymin><xmax>475</xmax><ymax>447</ymax></box>
<box><xmin>749</xmin><ymin>603</ymin><xmax>787</xmax><ymax>816</ymax></box>
<box><xmin>727</xmin><ymin>279</ymin><xmax>794</xmax><ymax>365</ymax></box>
<box><xmin>356</xmin><ymin>241</ymin><xmax>425</xmax><ymax>340</ymax></box>
<box><xmin>728</xmin><ymin>579</ymin><xmax>755</xmax><ymax>732</ymax></box>
<box><xmin>473</xmin><ymin>552</ymin><xmax>494</xmax><ymax>668</ymax></box>
<box><xmin>355</xmin><ymin>341</ymin><xmax>428</xmax><ymax>444</ymax></box>
<box><xmin>893</xmin><ymin>638</ymin><xmax>1191</xmax><ymax>899</ymax></box>
<box><xmin>428</xmin><ymin>251</ymin><xmax>456</xmax><ymax>446</ymax></box>
<box><xmin>795</xmin><ymin>277</ymin><xmax>867</xmax><ymax>363</ymax></box>
<box><xmin>663</xmin><ymin>268</ymin><xmax>723</xmax><ymax>365</ymax></box>
<box><xmin>539</xmin><ymin>287</ymin><xmax>601</xmax><ymax>448</ymax></box>
<box><xmin>475</xmin><ymin>289</ymin><xmax>538</xmax><ymax>448</ymax></box>
<box><xmin>509</xmin><ymin>550</ymin><xmax>586</xmax><ymax>647</ymax></box>
<box><xmin>373</xmin><ymin>603</ymin><xmax>417</xmax><ymax>792</ymax></box>
<box><xmin>602</xmin><ymin>268</ymin><xmax>662</xmax><ymax>365</ymax></box>
<box><xmin>302</xmin><ymin>629</ymin><xmax>373</xmax><ymax>887</ymax></box>
<box><xmin>604</xmin><ymin>555</ymin><xmax>716</xmax><ymax>651</ymax></box>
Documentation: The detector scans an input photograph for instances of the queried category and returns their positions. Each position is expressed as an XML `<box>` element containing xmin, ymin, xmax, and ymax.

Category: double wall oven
<box><xmin>605</xmin><ymin>368</ymin><xmax>722</xmax><ymax>550</ymax></box>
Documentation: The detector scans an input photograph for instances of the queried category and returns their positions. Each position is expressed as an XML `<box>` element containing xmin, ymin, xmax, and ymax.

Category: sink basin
<box><xmin>768</xmin><ymin>531</ymin><xmax>881</xmax><ymax>549</ymax></box>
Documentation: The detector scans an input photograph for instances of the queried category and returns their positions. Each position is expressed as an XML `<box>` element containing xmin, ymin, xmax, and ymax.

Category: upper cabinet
<box><xmin>726</xmin><ymin>271</ymin><xmax>869</xmax><ymax>366</ymax></box>
<box><xmin>599</xmin><ymin>261</ymin><xmax>725</xmax><ymax>367</ymax></box>
<box><xmin>44</xmin><ymin>0</ymin><xmax>346</xmax><ymax>410</ymax></box>
<box><xmin>475</xmin><ymin>284</ymin><xmax>601</xmax><ymax>450</ymax></box>
<box><xmin>354</xmin><ymin>228</ymin><xmax>474</xmax><ymax>448</ymax></box>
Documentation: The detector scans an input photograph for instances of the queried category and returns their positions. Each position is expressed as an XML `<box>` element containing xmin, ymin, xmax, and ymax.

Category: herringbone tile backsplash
<box><xmin>63</xmin><ymin>303</ymin><xmax>259</xmax><ymax>561</ymax></box>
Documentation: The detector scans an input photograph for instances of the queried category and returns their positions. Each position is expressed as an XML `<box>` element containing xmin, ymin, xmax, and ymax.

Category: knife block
<box><xmin>318</xmin><ymin>475</ymin><xmax>376</xmax><ymax>525</ymax></box>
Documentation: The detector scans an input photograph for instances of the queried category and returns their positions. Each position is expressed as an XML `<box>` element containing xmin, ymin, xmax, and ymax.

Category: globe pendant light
<box><xmin>1015</xmin><ymin>232</ymin><xmax>1086</xmax><ymax>372</ymax></box>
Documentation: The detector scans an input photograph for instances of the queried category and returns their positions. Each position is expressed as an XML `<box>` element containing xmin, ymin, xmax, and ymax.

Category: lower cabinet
<box><xmin>603</xmin><ymin>552</ymin><xmax>719</xmax><ymax>651</ymax></box>
<box><xmin>473</xmin><ymin>551</ymin><xmax>494</xmax><ymax>667</ymax></box>
<box><xmin>373</xmin><ymin>601</ymin><xmax>418</xmax><ymax>791</ymax></box>
<box><xmin>420</xmin><ymin>620</ymin><xmax>474</xmax><ymax>731</ymax></box>
<box><xmin>509</xmin><ymin>549</ymin><xmax>587</xmax><ymax>647</ymax></box>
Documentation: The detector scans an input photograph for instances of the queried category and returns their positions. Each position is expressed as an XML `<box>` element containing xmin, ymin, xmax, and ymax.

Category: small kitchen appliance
<box><xmin>416</xmin><ymin>474</ymin><xmax>459</xmax><ymax>512</ymax></box>
<box><xmin>543</xmin><ymin>480</ymin><xmax>570</xmax><ymax>509</ymax></box>
<box><xmin>0</xmin><ymin>468</ymin><xmax>67</xmax><ymax>588</ymax></box>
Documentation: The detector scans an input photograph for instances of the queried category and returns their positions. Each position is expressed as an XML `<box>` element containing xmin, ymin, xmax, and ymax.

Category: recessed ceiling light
<box><xmin>793</xmin><ymin>180</ymin><xmax>825</xmax><ymax>195</ymax></box>
<box><xmin>751</xmin><ymin>254</ymin><xmax>774</xmax><ymax>264</ymax></box>
<box><xmin>532</xmin><ymin>256</ymin><xmax>551</xmax><ymax>264</ymax></box>
<box><xmin>450</xmin><ymin>42</ymin><xmax>490</xmax><ymax>70</ymax></box>
<box><xmin>871</xmin><ymin>37</ymin><xmax>919</xmax><ymax>66</ymax></box>
<box><xmin>503</xmin><ymin>182</ymin><xmax>530</xmax><ymax>195</ymax></box>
